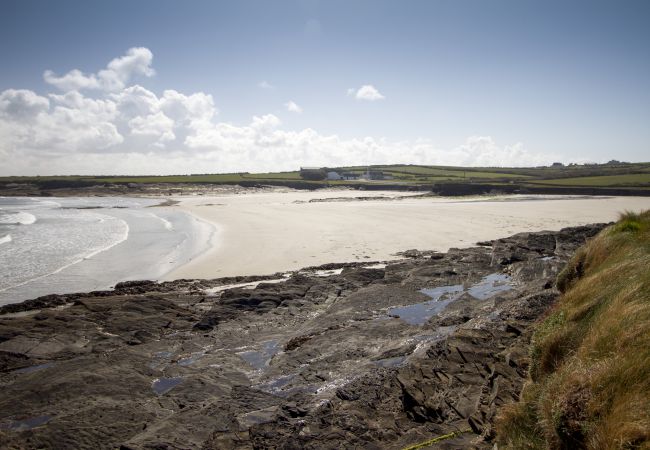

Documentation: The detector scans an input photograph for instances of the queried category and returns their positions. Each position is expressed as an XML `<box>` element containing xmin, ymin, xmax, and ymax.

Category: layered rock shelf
<box><xmin>0</xmin><ymin>224</ymin><xmax>605</xmax><ymax>449</ymax></box>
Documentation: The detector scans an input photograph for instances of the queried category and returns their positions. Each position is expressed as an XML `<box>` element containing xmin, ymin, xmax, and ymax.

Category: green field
<box><xmin>530</xmin><ymin>173</ymin><xmax>650</xmax><ymax>187</ymax></box>
<box><xmin>2</xmin><ymin>162</ymin><xmax>650</xmax><ymax>191</ymax></box>
<box><xmin>337</xmin><ymin>164</ymin><xmax>530</xmax><ymax>181</ymax></box>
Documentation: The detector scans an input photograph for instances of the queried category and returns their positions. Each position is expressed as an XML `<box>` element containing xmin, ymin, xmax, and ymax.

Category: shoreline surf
<box><xmin>0</xmin><ymin>197</ymin><xmax>216</xmax><ymax>305</ymax></box>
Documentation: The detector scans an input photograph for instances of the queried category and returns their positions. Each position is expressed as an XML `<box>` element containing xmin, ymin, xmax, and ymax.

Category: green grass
<box><xmin>339</xmin><ymin>164</ymin><xmax>529</xmax><ymax>180</ymax></box>
<box><xmin>2</xmin><ymin>162</ymin><xmax>650</xmax><ymax>189</ymax></box>
<box><xmin>496</xmin><ymin>210</ymin><xmax>650</xmax><ymax>449</ymax></box>
<box><xmin>243</xmin><ymin>171</ymin><xmax>302</xmax><ymax>180</ymax></box>
<box><xmin>530</xmin><ymin>173</ymin><xmax>650</xmax><ymax>187</ymax></box>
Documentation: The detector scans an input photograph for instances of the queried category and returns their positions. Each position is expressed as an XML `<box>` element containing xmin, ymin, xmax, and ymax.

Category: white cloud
<box><xmin>349</xmin><ymin>84</ymin><xmax>385</xmax><ymax>101</ymax></box>
<box><xmin>0</xmin><ymin>89</ymin><xmax>50</xmax><ymax>120</ymax></box>
<box><xmin>43</xmin><ymin>69</ymin><xmax>100</xmax><ymax>92</ymax></box>
<box><xmin>284</xmin><ymin>100</ymin><xmax>303</xmax><ymax>114</ymax></box>
<box><xmin>0</xmin><ymin>48</ymin><xmax>557</xmax><ymax>175</ymax></box>
<box><xmin>43</xmin><ymin>47</ymin><xmax>155</xmax><ymax>92</ymax></box>
<box><xmin>128</xmin><ymin>111</ymin><xmax>175</xmax><ymax>147</ymax></box>
<box><xmin>257</xmin><ymin>80</ymin><xmax>274</xmax><ymax>89</ymax></box>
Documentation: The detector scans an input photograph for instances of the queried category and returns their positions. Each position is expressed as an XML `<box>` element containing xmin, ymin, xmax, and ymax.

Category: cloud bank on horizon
<box><xmin>0</xmin><ymin>47</ymin><xmax>557</xmax><ymax>176</ymax></box>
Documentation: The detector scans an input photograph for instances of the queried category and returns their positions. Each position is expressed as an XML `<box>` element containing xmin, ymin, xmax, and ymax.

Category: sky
<box><xmin>0</xmin><ymin>0</ymin><xmax>648</xmax><ymax>176</ymax></box>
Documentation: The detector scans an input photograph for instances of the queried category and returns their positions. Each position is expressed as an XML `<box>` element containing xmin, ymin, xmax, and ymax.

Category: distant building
<box><xmin>551</xmin><ymin>162</ymin><xmax>564</xmax><ymax>167</ymax></box>
<box><xmin>361</xmin><ymin>170</ymin><xmax>389</xmax><ymax>180</ymax></box>
<box><xmin>301</xmin><ymin>168</ymin><xmax>362</xmax><ymax>181</ymax></box>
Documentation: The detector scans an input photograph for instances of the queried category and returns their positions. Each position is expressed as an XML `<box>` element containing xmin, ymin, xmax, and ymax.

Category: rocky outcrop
<box><xmin>0</xmin><ymin>224</ymin><xmax>605</xmax><ymax>449</ymax></box>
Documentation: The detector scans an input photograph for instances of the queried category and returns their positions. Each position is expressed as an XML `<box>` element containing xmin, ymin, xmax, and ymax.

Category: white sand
<box><xmin>164</xmin><ymin>191</ymin><xmax>650</xmax><ymax>280</ymax></box>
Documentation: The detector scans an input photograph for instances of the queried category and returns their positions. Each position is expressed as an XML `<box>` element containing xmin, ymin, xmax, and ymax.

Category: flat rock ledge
<box><xmin>0</xmin><ymin>224</ymin><xmax>605</xmax><ymax>449</ymax></box>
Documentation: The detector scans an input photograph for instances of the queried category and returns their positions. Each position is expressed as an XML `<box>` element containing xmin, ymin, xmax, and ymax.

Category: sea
<box><xmin>0</xmin><ymin>197</ymin><xmax>214</xmax><ymax>306</ymax></box>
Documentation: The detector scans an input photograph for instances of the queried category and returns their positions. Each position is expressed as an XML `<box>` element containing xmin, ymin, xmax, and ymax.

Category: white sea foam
<box><xmin>0</xmin><ymin>196</ymin><xmax>207</xmax><ymax>305</ymax></box>
<box><xmin>160</xmin><ymin>217</ymin><xmax>174</xmax><ymax>231</ymax></box>
<box><xmin>83</xmin><ymin>220</ymin><xmax>130</xmax><ymax>260</ymax></box>
<box><xmin>0</xmin><ymin>219</ymin><xmax>130</xmax><ymax>294</ymax></box>
<box><xmin>0</xmin><ymin>234</ymin><xmax>11</xmax><ymax>245</ymax></box>
<box><xmin>28</xmin><ymin>198</ymin><xmax>61</xmax><ymax>208</ymax></box>
<box><xmin>0</xmin><ymin>211</ymin><xmax>36</xmax><ymax>225</ymax></box>
<box><xmin>149</xmin><ymin>213</ymin><xmax>174</xmax><ymax>231</ymax></box>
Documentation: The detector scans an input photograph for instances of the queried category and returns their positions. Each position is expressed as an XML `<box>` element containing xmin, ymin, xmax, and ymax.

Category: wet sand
<box><xmin>165</xmin><ymin>191</ymin><xmax>650</xmax><ymax>280</ymax></box>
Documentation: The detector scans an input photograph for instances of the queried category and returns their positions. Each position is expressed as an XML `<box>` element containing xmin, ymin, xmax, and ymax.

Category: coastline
<box><xmin>0</xmin><ymin>222</ymin><xmax>607</xmax><ymax>448</ymax></box>
<box><xmin>0</xmin><ymin>197</ymin><xmax>215</xmax><ymax>305</ymax></box>
<box><xmin>164</xmin><ymin>191</ymin><xmax>650</xmax><ymax>280</ymax></box>
<box><xmin>3</xmin><ymin>191</ymin><xmax>650</xmax><ymax>305</ymax></box>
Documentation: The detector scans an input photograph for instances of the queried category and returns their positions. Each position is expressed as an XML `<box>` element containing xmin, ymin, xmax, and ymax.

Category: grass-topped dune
<box><xmin>497</xmin><ymin>211</ymin><xmax>650</xmax><ymax>449</ymax></box>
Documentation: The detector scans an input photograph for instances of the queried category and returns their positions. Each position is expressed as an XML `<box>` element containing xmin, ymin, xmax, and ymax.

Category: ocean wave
<box><xmin>161</xmin><ymin>218</ymin><xmax>174</xmax><ymax>231</ymax></box>
<box><xmin>0</xmin><ymin>218</ymin><xmax>130</xmax><ymax>294</ymax></box>
<box><xmin>150</xmin><ymin>213</ymin><xmax>174</xmax><ymax>231</ymax></box>
<box><xmin>0</xmin><ymin>234</ymin><xmax>11</xmax><ymax>245</ymax></box>
<box><xmin>83</xmin><ymin>220</ymin><xmax>130</xmax><ymax>260</ymax></box>
<box><xmin>29</xmin><ymin>198</ymin><xmax>61</xmax><ymax>208</ymax></box>
<box><xmin>0</xmin><ymin>211</ymin><xmax>36</xmax><ymax>225</ymax></box>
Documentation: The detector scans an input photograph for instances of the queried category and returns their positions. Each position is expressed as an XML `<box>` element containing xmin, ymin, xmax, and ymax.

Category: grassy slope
<box><xmin>339</xmin><ymin>164</ymin><xmax>529</xmax><ymax>179</ymax></box>
<box><xmin>2</xmin><ymin>162</ymin><xmax>650</xmax><ymax>188</ymax></box>
<box><xmin>530</xmin><ymin>173</ymin><xmax>650</xmax><ymax>187</ymax></box>
<box><xmin>496</xmin><ymin>211</ymin><xmax>650</xmax><ymax>449</ymax></box>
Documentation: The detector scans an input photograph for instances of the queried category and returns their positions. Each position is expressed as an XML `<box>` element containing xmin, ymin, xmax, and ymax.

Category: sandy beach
<box><xmin>165</xmin><ymin>191</ymin><xmax>650</xmax><ymax>279</ymax></box>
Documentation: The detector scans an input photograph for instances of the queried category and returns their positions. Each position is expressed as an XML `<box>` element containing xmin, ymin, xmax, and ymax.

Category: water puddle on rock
<box><xmin>388</xmin><ymin>273</ymin><xmax>514</xmax><ymax>325</ymax></box>
<box><xmin>466</xmin><ymin>273</ymin><xmax>513</xmax><ymax>300</ymax></box>
<box><xmin>149</xmin><ymin>351</ymin><xmax>174</xmax><ymax>370</ymax></box>
<box><xmin>312</xmin><ymin>268</ymin><xmax>344</xmax><ymax>277</ymax></box>
<box><xmin>237</xmin><ymin>407</ymin><xmax>279</xmax><ymax>428</ymax></box>
<box><xmin>204</xmin><ymin>278</ymin><xmax>288</xmax><ymax>296</ymax></box>
<box><xmin>373</xmin><ymin>356</ymin><xmax>407</xmax><ymax>368</ymax></box>
<box><xmin>152</xmin><ymin>377</ymin><xmax>183</xmax><ymax>395</ymax></box>
<box><xmin>257</xmin><ymin>374</ymin><xmax>297</xmax><ymax>394</ymax></box>
<box><xmin>257</xmin><ymin>374</ymin><xmax>322</xmax><ymax>398</ymax></box>
<box><xmin>12</xmin><ymin>362</ymin><xmax>55</xmax><ymax>374</ymax></box>
<box><xmin>238</xmin><ymin>340</ymin><xmax>281</xmax><ymax>370</ymax></box>
<box><xmin>177</xmin><ymin>352</ymin><xmax>205</xmax><ymax>367</ymax></box>
<box><xmin>1</xmin><ymin>415</ymin><xmax>52</xmax><ymax>431</ymax></box>
<box><xmin>388</xmin><ymin>284</ymin><xmax>463</xmax><ymax>325</ymax></box>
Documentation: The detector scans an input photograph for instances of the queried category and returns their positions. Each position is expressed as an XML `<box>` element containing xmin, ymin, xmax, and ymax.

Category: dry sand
<box><xmin>164</xmin><ymin>191</ymin><xmax>650</xmax><ymax>280</ymax></box>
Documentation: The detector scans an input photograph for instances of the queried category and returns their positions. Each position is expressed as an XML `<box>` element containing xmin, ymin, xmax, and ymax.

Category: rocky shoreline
<box><xmin>0</xmin><ymin>224</ymin><xmax>605</xmax><ymax>449</ymax></box>
<box><xmin>2</xmin><ymin>180</ymin><xmax>650</xmax><ymax>199</ymax></box>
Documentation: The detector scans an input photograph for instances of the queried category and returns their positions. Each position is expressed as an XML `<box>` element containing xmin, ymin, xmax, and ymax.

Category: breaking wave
<box><xmin>0</xmin><ymin>211</ymin><xmax>36</xmax><ymax>225</ymax></box>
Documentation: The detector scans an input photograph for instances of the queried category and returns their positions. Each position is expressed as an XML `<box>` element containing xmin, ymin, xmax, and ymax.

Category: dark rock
<box><xmin>284</xmin><ymin>334</ymin><xmax>312</xmax><ymax>351</ymax></box>
<box><xmin>0</xmin><ymin>223</ymin><xmax>608</xmax><ymax>450</ymax></box>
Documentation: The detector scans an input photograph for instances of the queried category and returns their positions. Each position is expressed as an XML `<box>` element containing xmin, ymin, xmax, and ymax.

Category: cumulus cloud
<box><xmin>128</xmin><ymin>111</ymin><xmax>175</xmax><ymax>146</ymax></box>
<box><xmin>0</xmin><ymin>89</ymin><xmax>50</xmax><ymax>120</ymax></box>
<box><xmin>0</xmin><ymin>47</ymin><xmax>557</xmax><ymax>175</ymax></box>
<box><xmin>348</xmin><ymin>84</ymin><xmax>385</xmax><ymax>101</ymax></box>
<box><xmin>43</xmin><ymin>47</ymin><xmax>155</xmax><ymax>92</ymax></box>
<box><xmin>284</xmin><ymin>100</ymin><xmax>303</xmax><ymax>114</ymax></box>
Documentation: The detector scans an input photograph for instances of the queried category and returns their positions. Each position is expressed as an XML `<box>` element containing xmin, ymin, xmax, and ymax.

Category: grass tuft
<box><xmin>496</xmin><ymin>209</ymin><xmax>650</xmax><ymax>449</ymax></box>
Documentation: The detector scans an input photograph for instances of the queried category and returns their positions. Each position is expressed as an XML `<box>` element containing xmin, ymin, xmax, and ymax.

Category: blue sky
<box><xmin>0</xmin><ymin>0</ymin><xmax>648</xmax><ymax>175</ymax></box>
